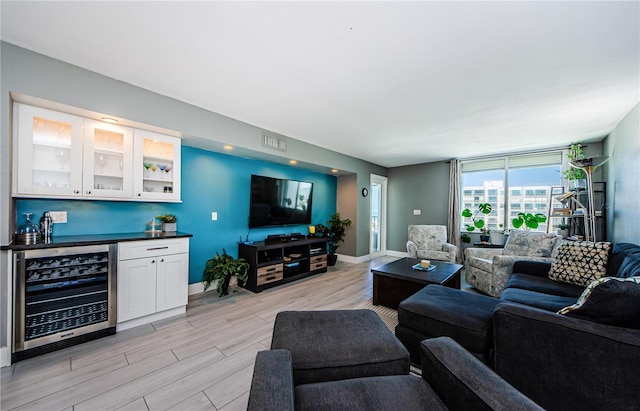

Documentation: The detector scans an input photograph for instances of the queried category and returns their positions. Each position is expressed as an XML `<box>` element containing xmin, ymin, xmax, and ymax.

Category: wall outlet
<box><xmin>49</xmin><ymin>211</ymin><xmax>67</xmax><ymax>223</ymax></box>
<box><xmin>413</xmin><ymin>209</ymin><xmax>422</xmax><ymax>216</ymax></box>
<box><xmin>211</xmin><ymin>212</ymin><xmax>218</xmax><ymax>221</ymax></box>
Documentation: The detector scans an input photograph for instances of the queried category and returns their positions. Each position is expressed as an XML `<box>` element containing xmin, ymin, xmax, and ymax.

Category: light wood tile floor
<box><xmin>1</xmin><ymin>256</ymin><xmax>403</xmax><ymax>411</ymax></box>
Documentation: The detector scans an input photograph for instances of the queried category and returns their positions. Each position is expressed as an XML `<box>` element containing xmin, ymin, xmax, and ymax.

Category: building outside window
<box><xmin>460</xmin><ymin>152</ymin><xmax>563</xmax><ymax>233</ymax></box>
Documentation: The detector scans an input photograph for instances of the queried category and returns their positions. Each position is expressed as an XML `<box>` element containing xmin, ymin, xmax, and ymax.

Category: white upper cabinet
<box><xmin>14</xmin><ymin>103</ymin><xmax>84</xmax><ymax>197</ymax></box>
<box><xmin>83</xmin><ymin>119</ymin><xmax>134</xmax><ymax>199</ymax></box>
<box><xmin>13</xmin><ymin>102</ymin><xmax>181</xmax><ymax>202</ymax></box>
<box><xmin>133</xmin><ymin>130</ymin><xmax>181</xmax><ymax>202</ymax></box>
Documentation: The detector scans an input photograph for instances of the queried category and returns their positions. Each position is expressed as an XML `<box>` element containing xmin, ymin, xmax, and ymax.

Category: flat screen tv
<box><xmin>249</xmin><ymin>174</ymin><xmax>313</xmax><ymax>228</ymax></box>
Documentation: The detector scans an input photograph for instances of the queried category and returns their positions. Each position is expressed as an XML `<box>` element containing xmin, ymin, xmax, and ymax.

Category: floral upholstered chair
<box><xmin>464</xmin><ymin>230</ymin><xmax>563</xmax><ymax>297</ymax></box>
<box><xmin>406</xmin><ymin>225</ymin><xmax>459</xmax><ymax>263</ymax></box>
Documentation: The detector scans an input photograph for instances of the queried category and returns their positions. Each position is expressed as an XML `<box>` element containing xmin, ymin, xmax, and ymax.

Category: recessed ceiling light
<box><xmin>289</xmin><ymin>160</ymin><xmax>298</xmax><ymax>165</ymax></box>
<box><xmin>223</xmin><ymin>145</ymin><xmax>233</xmax><ymax>150</ymax></box>
<box><xmin>331</xmin><ymin>169</ymin><xmax>338</xmax><ymax>173</ymax></box>
<box><xmin>101</xmin><ymin>117</ymin><xmax>119</xmax><ymax>124</ymax></box>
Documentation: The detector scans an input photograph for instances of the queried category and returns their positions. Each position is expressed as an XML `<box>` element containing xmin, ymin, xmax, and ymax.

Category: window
<box><xmin>461</xmin><ymin>152</ymin><xmax>562</xmax><ymax>232</ymax></box>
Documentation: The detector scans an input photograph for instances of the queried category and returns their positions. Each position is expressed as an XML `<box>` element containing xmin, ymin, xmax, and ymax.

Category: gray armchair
<box><xmin>248</xmin><ymin>337</ymin><xmax>542</xmax><ymax>411</ymax></box>
<box><xmin>464</xmin><ymin>230</ymin><xmax>562</xmax><ymax>297</ymax></box>
<box><xmin>406</xmin><ymin>225</ymin><xmax>459</xmax><ymax>263</ymax></box>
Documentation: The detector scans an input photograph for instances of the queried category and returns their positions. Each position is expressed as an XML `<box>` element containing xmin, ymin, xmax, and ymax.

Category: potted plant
<box><xmin>201</xmin><ymin>249</ymin><xmax>250</xmax><ymax>297</ymax></box>
<box><xmin>556</xmin><ymin>222</ymin><xmax>570</xmax><ymax>238</ymax></box>
<box><xmin>319</xmin><ymin>213</ymin><xmax>352</xmax><ymax>266</ymax></box>
<box><xmin>461</xmin><ymin>203</ymin><xmax>492</xmax><ymax>242</ymax></box>
<box><xmin>512</xmin><ymin>212</ymin><xmax>547</xmax><ymax>230</ymax></box>
<box><xmin>563</xmin><ymin>142</ymin><xmax>586</xmax><ymax>190</ymax></box>
<box><xmin>157</xmin><ymin>213</ymin><xmax>177</xmax><ymax>232</ymax></box>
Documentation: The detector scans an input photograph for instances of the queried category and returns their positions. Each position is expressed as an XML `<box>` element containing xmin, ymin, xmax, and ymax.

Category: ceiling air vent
<box><xmin>262</xmin><ymin>132</ymin><xmax>286</xmax><ymax>152</ymax></box>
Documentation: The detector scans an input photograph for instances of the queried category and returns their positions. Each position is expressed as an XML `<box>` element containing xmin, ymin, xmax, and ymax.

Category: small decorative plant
<box><xmin>461</xmin><ymin>203</ymin><xmax>492</xmax><ymax>233</ymax></box>
<box><xmin>202</xmin><ymin>249</ymin><xmax>250</xmax><ymax>297</ymax></box>
<box><xmin>563</xmin><ymin>142</ymin><xmax>586</xmax><ymax>181</ymax></box>
<box><xmin>555</xmin><ymin>222</ymin><xmax>570</xmax><ymax>230</ymax></box>
<box><xmin>512</xmin><ymin>212</ymin><xmax>547</xmax><ymax>230</ymax></box>
<box><xmin>325</xmin><ymin>213</ymin><xmax>352</xmax><ymax>255</ymax></box>
<box><xmin>156</xmin><ymin>213</ymin><xmax>177</xmax><ymax>223</ymax></box>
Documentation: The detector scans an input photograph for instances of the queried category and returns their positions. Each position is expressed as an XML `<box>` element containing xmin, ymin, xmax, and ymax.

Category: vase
<box><xmin>490</xmin><ymin>232</ymin><xmax>504</xmax><ymax>246</ymax></box>
<box><xmin>163</xmin><ymin>222</ymin><xmax>177</xmax><ymax>232</ymax></box>
<box><xmin>558</xmin><ymin>229</ymin><xmax>569</xmax><ymax>239</ymax></box>
<box><xmin>327</xmin><ymin>254</ymin><xmax>338</xmax><ymax>266</ymax></box>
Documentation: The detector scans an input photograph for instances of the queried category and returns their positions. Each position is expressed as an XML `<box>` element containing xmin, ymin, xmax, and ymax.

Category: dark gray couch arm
<box><xmin>247</xmin><ymin>349</ymin><xmax>295</xmax><ymax>411</ymax></box>
<box><xmin>421</xmin><ymin>337</ymin><xmax>542</xmax><ymax>411</ymax></box>
<box><xmin>493</xmin><ymin>303</ymin><xmax>640</xmax><ymax>411</ymax></box>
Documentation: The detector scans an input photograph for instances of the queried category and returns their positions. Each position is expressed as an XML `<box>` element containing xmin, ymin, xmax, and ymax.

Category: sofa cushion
<box><xmin>607</xmin><ymin>243</ymin><xmax>640</xmax><ymax>277</ymax></box>
<box><xmin>503</xmin><ymin>231</ymin><xmax>560</xmax><ymax>257</ymax></box>
<box><xmin>548</xmin><ymin>241</ymin><xmax>612</xmax><ymax>287</ymax></box>
<box><xmin>397</xmin><ymin>285</ymin><xmax>501</xmax><ymax>354</ymax></box>
<box><xmin>558</xmin><ymin>276</ymin><xmax>640</xmax><ymax>329</ymax></box>
<box><xmin>618</xmin><ymin>253</ymin><xmax>640</xmax><ymax>278</ymax></box>
<box><xmin>295</xmin><ymin>375</ymin><xmax>447</xmax><ymax>410</ymax></box>
<box><xmin>505</xmin><ymin>273</ymin><xmax>584</xmax><ymax>298</ymax></box>
<box><xmin>500</xmin><ymin>288</ymin><xmax>578</xmax><ymax>312</ymax></box>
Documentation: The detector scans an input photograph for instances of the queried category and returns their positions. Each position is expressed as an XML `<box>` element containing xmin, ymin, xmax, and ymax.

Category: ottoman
<box><xmin>271</xmin><ymin>309</ymin><xmax>410</xmax><ymax>385</ymax></box>
<box><xmin>396</xmin><ymin>285</ymin><xmax>502</xmax><ymax>365</ymax></box>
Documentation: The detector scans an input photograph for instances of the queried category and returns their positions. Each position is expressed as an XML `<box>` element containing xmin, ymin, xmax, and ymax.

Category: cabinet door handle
<box><xmin>147</xmin><ymin>246</ymin><xmax>169</xmax><ymax>251</ymax></box>
<box><xmin>160</xmin><ymin>258</ymin><xmax>164</xmax><ymax>262</ymax></box>
<box><xmin>266</xmin><ymin>267</ymin><xmax>276</xmax><ymax>272</ymax></box>
<box><xmin>137</xmin><ymin>193</ymin><xmax>141</xmax><ymax>197</ymax></box>
<box><xmin>74</xmin><ymin>190</ymin><xmax>80</xmax><ymax>194</ymax></box>
<box><xmin>151</xmin><ymin>260</ymin><xmax>155</xmax><ymax>264</ymax></box>
<box><xmin>266</xmin><ymin>276</ymin><xmax>276</xmax><ymax>281</ymax></box>
<box><xmin>86</xmin><ymin>190</ymin><xmax>92</xmax><ymax>194</ymax></box>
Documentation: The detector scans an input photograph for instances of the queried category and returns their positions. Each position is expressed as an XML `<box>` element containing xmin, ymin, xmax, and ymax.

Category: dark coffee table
<box><xmin>372</xmin><ymin>258</ymin><xmax>463</xmax><ymax>309</ymax></box>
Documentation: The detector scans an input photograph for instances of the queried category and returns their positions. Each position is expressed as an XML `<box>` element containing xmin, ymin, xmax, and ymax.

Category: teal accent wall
<box><xmin>16</xmin><ymin>145</ymin><xmax>337</xmax><ymax>284</ymax></box>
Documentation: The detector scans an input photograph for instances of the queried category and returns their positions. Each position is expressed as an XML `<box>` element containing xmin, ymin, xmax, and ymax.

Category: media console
<box><xmin>238</xmin><ymin>237</ymin><xmax>328</xmax><ymax>293</ymax></box>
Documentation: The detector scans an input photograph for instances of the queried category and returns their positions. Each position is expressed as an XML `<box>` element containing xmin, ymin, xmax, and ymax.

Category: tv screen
<box><xmin>249</xmin><ymin>174</ymin><xmax>313</xmax><ymax>228</ymax></box>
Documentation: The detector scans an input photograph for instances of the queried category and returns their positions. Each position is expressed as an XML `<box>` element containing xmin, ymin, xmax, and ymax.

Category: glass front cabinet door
<box><xmin>82</xmin><ymin>119</ymin><xmax>133</xmax><ymax>199</ymax></box>
<box><xmin>133</xmin><ymin>130</ymin><xmax>181</xmax><ymax>201</ymax></box>
<box><xmin>13</xmin><ymin>103</ymin><xmax>84</xmax><ymax>197</ymax></box>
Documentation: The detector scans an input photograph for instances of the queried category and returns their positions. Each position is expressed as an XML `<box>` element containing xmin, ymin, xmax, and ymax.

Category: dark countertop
<box><xmin>1</xmin><ymin>231</ymin><xmax>193</xmax><ymax>251</ymax></box>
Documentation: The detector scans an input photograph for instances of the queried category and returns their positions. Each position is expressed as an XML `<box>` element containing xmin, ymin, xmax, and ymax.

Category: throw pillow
<box><xmin>557</xmin><ymin>276</ymin><xmax>640</xmax><ymax>329</ymax></box>
<box><xmin>548</xmin><ymin>241</ymin><xmax>612</xmax><ymax>287</ymax></box>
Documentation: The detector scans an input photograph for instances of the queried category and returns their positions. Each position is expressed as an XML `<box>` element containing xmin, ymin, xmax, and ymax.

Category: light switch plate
<box><xmin>211</xmin><ymin>212</ymin><xmax>218</xmax><ymax>221</ymax></box>
<box><xmin>49</xmin><ymin>211</ymin><xmax>67</xmax><ymax>223</ymax></box>
<box><xmin>413</xmin><ymin>209</ymin><xmax>422</xmax><ymax>216</ymax></box>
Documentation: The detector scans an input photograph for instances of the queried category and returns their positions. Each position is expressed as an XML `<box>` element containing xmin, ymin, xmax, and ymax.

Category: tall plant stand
<box><xmin>569</xmin><ymin>156</ymin><xmax>609</xmax><ymax>241</ymax></box>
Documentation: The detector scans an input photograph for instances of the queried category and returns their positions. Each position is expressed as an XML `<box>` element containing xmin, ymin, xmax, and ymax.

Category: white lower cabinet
<box><xmin>117</xmin><ymin>238</ymin><xmax>189</xmax><ymax>328</ymax></box>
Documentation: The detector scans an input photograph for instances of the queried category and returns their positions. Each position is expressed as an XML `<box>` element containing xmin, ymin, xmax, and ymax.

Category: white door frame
<box><xmin>370</xmin><ymin>174</ymin><xmax>387</xmax><ymax>258</ymax></box>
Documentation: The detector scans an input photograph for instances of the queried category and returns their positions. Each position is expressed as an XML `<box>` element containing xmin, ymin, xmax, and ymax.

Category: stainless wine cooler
<box><xmin>13</xmin><ymin>244</ymin><xmax>117</xmax><ymax>361</ymax></box>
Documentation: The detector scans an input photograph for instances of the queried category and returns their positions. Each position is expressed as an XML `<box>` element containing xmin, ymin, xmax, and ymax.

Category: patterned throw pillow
<box><xmin>548</xmin><ymin>241</ymin><xmax>612</xmax><ymax>287</ymax></box>
<box><xmin>558</xmin><ymin>276</ymin><xmax>640</xmax><ymax>329</ymax></box>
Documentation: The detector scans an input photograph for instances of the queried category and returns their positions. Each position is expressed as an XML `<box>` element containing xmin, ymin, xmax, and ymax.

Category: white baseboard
<box><xmin>188</xmin><ymin>282</ymin><xmax>205</xmax><ymax>296</ymax></box>
<box><xmin>1</xmin><ymin>346</ymin><xmax>11</xmax><ymax>368</ymax></box>
<box><xmin>336</xmin><ymin>253</ymin><xmax>370</xmax><ymax>264</ymax></box>
<box><xmin>385</xmin><ymin>250</ymin><xmax>407</xmax><ymax>258</ymax></box>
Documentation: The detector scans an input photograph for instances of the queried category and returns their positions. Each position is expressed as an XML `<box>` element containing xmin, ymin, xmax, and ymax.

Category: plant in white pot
<box><xmin>556</xmin><ymin>222</ymin><xmax>570</xmax><ymax>239</ymax></box>
<box><xmin>157</xmin><ymin>213</ymin><xmax>177</xmax><ymax>232</ymax></box>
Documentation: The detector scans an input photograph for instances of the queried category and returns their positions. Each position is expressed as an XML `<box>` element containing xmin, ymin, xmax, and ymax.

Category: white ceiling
<box><xmin>2</xmin><ymin>1</ymin><xmax>639</xmax><ymax>168</ymax></box>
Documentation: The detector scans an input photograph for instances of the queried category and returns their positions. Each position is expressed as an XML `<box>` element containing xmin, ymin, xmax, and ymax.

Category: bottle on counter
<box><xmin>40</xmin><ymin>211</ymin><xmax>53</xmax><ymax>243</ymax></box>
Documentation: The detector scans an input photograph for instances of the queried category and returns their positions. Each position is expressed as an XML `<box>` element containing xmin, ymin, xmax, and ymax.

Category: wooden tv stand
<box><xmin>238</xmin><ymin>237</ymin><xmax>328</xmax><ymax>292</ymax></box>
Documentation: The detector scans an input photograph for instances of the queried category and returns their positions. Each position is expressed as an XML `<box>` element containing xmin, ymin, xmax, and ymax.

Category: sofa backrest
<box><xmin>607</xmin><ymin>243</ymin><xmax>640</xmax><ymax>278</ymax></box>
<box><xmin>408</xmin><ymin>225</ymin><xmax>447</xmax><ymax>250</ymax></box>
<box><xmin>503</xmin><ymin>231</ymin><xmax>562</xmax><ymax>258</ymax></box>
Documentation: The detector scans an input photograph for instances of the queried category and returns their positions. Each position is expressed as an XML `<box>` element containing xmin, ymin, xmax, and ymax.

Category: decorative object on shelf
<box><xmin>461</xmin><ymin>203</ymin><xmax>492</xmax><ymax>242</ymax></box>
<box><xmin>308</xmin><ymin>225</ymin><xmax>316</xmax><ymax>235</ymax></box>
<box><xmin>156</xmin><ymin>213</ymin><xmax>177</xmax><ymax>232</ymax></box>
<box><xmin>15</xmin><ymin>212</ymin><xmax>40</xmax><ymax>245</ymax></box>
<box><xmin>556</xmin><ymin>222</ymin><xmax>570</xmax><ymax>239</ymax></box>
<box><xmin>563</xmin><ymin>142</ymin><xmax>587</xmax><ymax>190</ymax></box>
<box><xmin>511</xmin><ymin>212</ymin><xmax>547</xmax><ymax>230</ymax></box>
<box><xmin>317</xmin><ymin>213</ymin><xmax>352</xmax><ymax>266</ymax></box>
<box><xmin>554</xmin><ymin>191</ymin><xmax>590</xmax><ymax>240</ymax></box>
<box><xmin>144</xmin><ymin>218</ymin><xmax>162</xmax><ymax>235</ymax></box>
<box><xmin>569</xmin><ymin>155</ymin><xmax>609</xmax><ymax>242</ymax></box>
<box><xmin>202</xmin><ymin>249</ymin><xmax>250</xmax><ymax>297</ymax></box>
<box><xmin>361</xmin><ymin>187</ymin><xmax>369</xmax><ymax>197</ymax></box>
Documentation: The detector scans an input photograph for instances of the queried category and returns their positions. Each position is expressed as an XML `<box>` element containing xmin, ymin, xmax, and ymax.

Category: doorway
<box><xmin>370</xmin><ymin>174</ymin><xmax>387</xmax><ymax>258</ymax></box>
